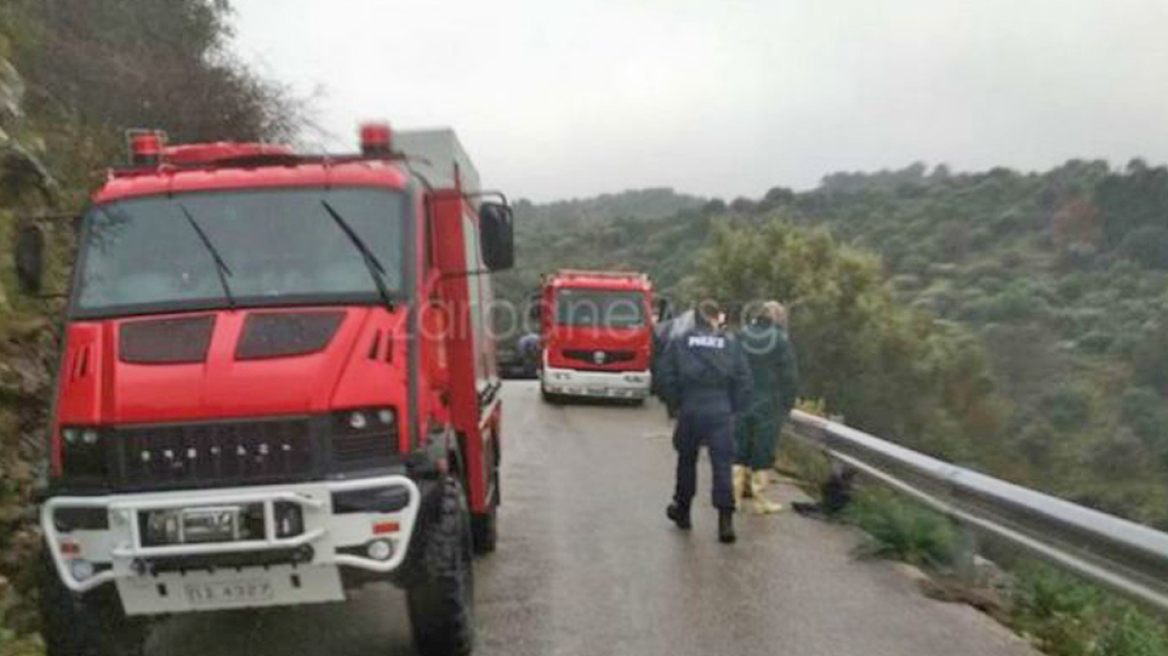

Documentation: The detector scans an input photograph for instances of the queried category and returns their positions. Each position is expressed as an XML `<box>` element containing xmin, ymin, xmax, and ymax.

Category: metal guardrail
<box><xmin>786</xmin><ymin>409</ymin><xmax>1168</xmax><ymax>615</ymax></box>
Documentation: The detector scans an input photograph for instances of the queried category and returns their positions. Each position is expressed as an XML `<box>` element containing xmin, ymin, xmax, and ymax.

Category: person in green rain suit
<box><xmin>733</xmin><ymin>301</ymin><xmax>799</xmax><ymax>514</ymax></box>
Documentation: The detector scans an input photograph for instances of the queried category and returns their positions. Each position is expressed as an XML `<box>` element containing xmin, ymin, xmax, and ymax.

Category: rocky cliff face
<box><xmin>0</xmin><ymin>45</ymin><xmax>58</xmax><ymax>638</ymax></box>
<box><xmin>0</xmin><ymin>317</ymin><xmax>54</xmax><ymax>634</ymax></box>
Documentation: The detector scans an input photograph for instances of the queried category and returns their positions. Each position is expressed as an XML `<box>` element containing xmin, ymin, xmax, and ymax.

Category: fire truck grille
<box><xmin>332</xmin><ymin>434</ymin><xmax>395</xmax><ymax>464</ymax></box>
<box><xmin>117</xmin><ymin>419</ymin><xmax>314</xmax><ymax>489</ymax></box>
<box><xmin>563</xmin><ymin>349</ymin><xmax>636</xmax><ymax>366</ymax></box>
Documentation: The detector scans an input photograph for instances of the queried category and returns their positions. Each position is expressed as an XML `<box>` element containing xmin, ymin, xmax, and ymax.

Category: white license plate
<box><xmin>184</xmin><ymin>579</ymin><xmax>274</xmax><ymax>606</ymax></box>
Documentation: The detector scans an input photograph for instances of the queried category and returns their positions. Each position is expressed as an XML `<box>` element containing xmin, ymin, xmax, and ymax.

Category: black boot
<box><xmin>718</xmin><ymin>510</ymin><xmax>736</xmax><ymax>544</ymax></box>
<box><xmin>666</xmin><ymin>503</ymin><xmax>691</xmax><ymax>530</ymax></box>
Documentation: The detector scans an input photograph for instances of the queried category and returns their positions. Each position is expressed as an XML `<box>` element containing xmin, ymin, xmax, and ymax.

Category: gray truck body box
<box><xmin>394</xmin><ymin>129</ymin><xmax>480</xmax><ymax>194</ymax></box>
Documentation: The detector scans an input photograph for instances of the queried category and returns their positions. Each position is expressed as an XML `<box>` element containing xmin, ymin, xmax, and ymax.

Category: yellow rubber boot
<box><xmin>752</xmin><ymin>471</ymin><xmax>783</xmax><ymax>514</ymax></box>
<box><xmin>755</xmin><ymin>469</ymin><xmax>772</xmax><ymax>493</ymax></box>
<box><xmin>732</xmin><ymin>465</ymin><xmax>749</xmax><ymax>511</ymax></box>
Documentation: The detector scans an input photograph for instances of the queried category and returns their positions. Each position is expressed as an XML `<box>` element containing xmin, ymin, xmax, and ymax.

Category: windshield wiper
<box><xmin>320</xmin><ymin>199</ymin><xmax>395</xmax><ymax>311</ymax></box>
<box><xmin>177</xmin><ymin>203</ymin><xmax>237</xmax><ymax>310</ymax></box>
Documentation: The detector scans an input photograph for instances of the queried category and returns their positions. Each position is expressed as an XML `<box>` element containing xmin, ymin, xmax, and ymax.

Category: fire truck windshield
<box><xmin>73</xmin><ymin>188</ymin><xmax>406</xmax><ymax>317</ymax></box>
<box><xmin>555</xmin><ymin>288</ymin><xmax>646</xmax><ymax>328</ymax></box>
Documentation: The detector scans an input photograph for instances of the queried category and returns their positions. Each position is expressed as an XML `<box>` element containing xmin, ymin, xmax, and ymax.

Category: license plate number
<box><xmin>184</xmin><ymin>579</ymin><xmax>274</xmax><ymax>606</ymax></box>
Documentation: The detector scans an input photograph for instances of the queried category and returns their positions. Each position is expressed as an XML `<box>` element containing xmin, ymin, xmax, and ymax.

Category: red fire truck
<box><xmin>538</xmin><ymin>270</ymin><xmax>655</xmax><ymax>404</ymax></box>
<box><xmin>13</xmin><ymin>122</ymin><xmax>512</xmax><ymax>656</ymax></box>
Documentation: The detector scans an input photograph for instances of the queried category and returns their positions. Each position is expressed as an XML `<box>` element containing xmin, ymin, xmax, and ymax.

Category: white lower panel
<box><xmin>542</xmin><ymin>366</ymin><xmax>651</xmax><ymax>399</ymax></box>
<box><xmin>116</xmin><ymin>564</ymin><xmax>345</xmax><ymax>615</ymax></box>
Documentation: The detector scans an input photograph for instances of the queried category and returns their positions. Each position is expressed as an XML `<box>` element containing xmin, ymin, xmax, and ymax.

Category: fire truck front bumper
<box><xmin>41</xmin><ymin>475</ymin><xmax>422</xmax><ymax>615</ymax></box>
<box><xmin>541</xmin><ymin>365</ymin><xmax>651</xmax><ymax>399</ymax></box>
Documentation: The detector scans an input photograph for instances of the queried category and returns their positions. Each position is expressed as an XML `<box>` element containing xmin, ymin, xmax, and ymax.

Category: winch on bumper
<box><xmin>41</xmin><ymin>475</ymin><xmax>422</xmax><ymax>615</ymax></box>
<box><xmin>541</xmin><ymin>365</ymin><xmax>651</xmax><ymax>399</ymax></box>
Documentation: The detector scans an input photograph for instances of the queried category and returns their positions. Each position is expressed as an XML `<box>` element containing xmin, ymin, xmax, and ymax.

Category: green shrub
<box><xmin>1039</xmin><ymin>388</ymin><xmax>1092</xmax><ymax>431</ymax></box>
<box><xmin>900</xmin><ymin>254</ymin><xmax>930</xmax><ymax>276</ymax></box>
<box><xmin>889</xmin><ymin>273</ymin><xmax>923</xmax><ymax>291</ymax></box>
<box><xmin>1077</xmin><ymin>331</ymin><xmax>1115</xmax><ymax>353</ymax></box>
<box><xmin>1009</xmin><ymin>565</ymin><xmax>1168</xmax><ymax>656</ymax></box>
<box><xmin>1017</xmin><ymin>420</ymin><xmax>1057</xmax><ymax>468</ymax></box>
<box><xmin>977</xmin><ymin>275</ymin><xmax>1008</xmax><ymax>294</ymax></box>
<box><xmin>845</xmin><ymin>489</ymin><xmax>955</xmax><ymax>567</ymax></box>
<box><xmin>1058</xmin><ymin>274</ymin><xmax>1090</xmax><ymax>302</ymax></box>
<box><xmin>1097</xmin><ymin>609</ymin><xmax>1168</xmax><ymax>656</ymax></box>
<box><xmin>982</xmin><ymin>286</ymin><xmax>1051</xmax><ymax>322</ymax></box>
<box><xmin>1132</xmin><ymin>321</ymin><xmax>1168</xmax><ymax>393</ymax></box>
<box><xmin>1010</xmin><ymin>567</ymin><xmax>1103</xmax><ymax>656</ymax></box>
<box><xmin>1119</xmin><ymin>226</ymin><xmax>1168</xmax><ymax>271</ymax></box>
<box><xmin>1119</xmin><ymin>388</ymin><xmax>1167</xmax><ymax>445</ymax></box>
<box><xmin>927</xmin><ymin>262</ymin><xmax>961</xmax><ymax>278</ymax></box>
<box><xmin>913</xmin><ymin>283</ymin><xmax>961</xmax><ymax>316</ymax></box>
<box><xmin>0</xmin><ymin>628</ymin><xmax>45</xmax><ymax>656</ymax></box>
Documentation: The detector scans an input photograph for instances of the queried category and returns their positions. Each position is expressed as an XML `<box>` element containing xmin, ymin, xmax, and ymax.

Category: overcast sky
<box><xmin>232</xmin><ymin>0</ymin><xmax>1168</xmax><ymax>202</ymax></box>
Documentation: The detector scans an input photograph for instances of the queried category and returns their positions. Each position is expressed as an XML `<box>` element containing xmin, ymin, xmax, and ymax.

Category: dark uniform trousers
<box><xmin>673</xmin><ymin>409</ymin><xmax>736</xmax><ymax>511</ymax></box>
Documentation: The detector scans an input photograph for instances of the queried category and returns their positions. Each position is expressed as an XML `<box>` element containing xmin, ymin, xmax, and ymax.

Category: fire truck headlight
<box><xmin>59</xmin><ymin>426</ymin><xmax>108</xmax><ymax>479</ymax></box>
<box><xmin>333</xmin><ymin>407</ymin><xmax>397</xmax><ymax>436</ymax></box>
<box><xmin>348</xmin><ymin>411</ymin><xmax>368</xmax><ymax>431</ymax></box>
<box><xmin>331</xmin><ymin>408</ymin><xmax>400</xmax><ymax>467</ymax></box>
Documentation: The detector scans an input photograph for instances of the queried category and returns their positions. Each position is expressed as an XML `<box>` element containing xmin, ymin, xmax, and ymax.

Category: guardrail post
<box><xmin>953</xmin><ymin>520</ymin><xmax>978</xmax><ymax>586</ymax></box>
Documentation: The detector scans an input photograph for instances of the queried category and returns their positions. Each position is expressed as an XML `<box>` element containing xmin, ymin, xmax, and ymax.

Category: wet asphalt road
<box><xmin>153</xmin><ymin>381</ymin><xmax>1038</xmax><ymax>656</ymax></box>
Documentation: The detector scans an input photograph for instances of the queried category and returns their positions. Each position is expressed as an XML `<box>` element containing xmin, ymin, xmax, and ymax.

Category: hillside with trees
<box><xmin>495</xmin><ymin>188</ymin><xmax>706</xmax><ymax>308</ymax></box>
<box><xmin>506</xmin><ymin>163</ymin><xmax>1168</xmax><ymax>531</ymax></box>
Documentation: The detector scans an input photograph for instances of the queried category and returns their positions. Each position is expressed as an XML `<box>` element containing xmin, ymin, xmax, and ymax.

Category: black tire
<box><xmin>407</xmin><ymin>478</ymin><xmax>475</xmax><ymax>656</ymax></box>
<box><xmin>471</xmin><ymin>460</ymin><xmax>499</xmax><ymax>555</ymax></box>
<box><xmin>470</xmin><ymin>510</ymin><xmax>497</xmax><ymax>556</ymax></box>
<box><xmin>540</xmin><ymin>384</ymin><xmax>563</xmax><ymax>405</ymax></box>
<box><xmin>40</xmin><ymin>553</ymin><xmax>148</xmax><ymax>656</ymax></box>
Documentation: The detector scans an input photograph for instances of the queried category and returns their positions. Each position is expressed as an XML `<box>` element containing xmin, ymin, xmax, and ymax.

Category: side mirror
<box><xmin>14</xmin><ymin>223</ymin><xmax>46</xmax><ymax>294</ymax></box>
<box><xmin>479</xmin><ymin>202</ymin><xmax>514</xmax><ymax>271</ymax></box>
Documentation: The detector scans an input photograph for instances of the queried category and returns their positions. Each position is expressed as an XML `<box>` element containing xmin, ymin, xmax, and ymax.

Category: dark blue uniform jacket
<box><xmin>658</xmin><ymin>322</ymin><xmax>753</xmax><ymax>417</ymax></box>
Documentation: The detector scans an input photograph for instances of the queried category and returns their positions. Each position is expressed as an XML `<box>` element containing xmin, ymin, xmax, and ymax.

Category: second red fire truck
<box><xmin>537</xmin><ymin>269</ymin><xmax>655</xmax><ymax>404</ymax></box>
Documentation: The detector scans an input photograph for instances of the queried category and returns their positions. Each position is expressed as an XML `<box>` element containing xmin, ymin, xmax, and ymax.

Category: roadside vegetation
<box><xmin>836</xmin><ymin>487</ymin><xmax>1168</xmax><ymax>656</ymax></box>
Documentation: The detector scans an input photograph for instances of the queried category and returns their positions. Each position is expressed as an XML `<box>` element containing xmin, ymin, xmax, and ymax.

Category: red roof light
<box><xmin>359</xmin><ymin>121</ymin><xmax>393</xmax><ymax>157</ymax></box>
<box><xmin>127</xmin><ymin>129</ymin><xmax>167</xmax><ymax>166</ymax></box>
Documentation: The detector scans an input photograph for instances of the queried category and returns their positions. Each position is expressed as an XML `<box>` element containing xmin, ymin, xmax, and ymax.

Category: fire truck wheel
<box><xmin>540</xmin><ymin>385</ymin><xmax>564</xmax><ymax>405</ymax></box>
<box><xmin>407</xmin><ymin>477</ymin><xmax>475</xmax><ymax>656</ymax></box>
<box><xmin>471</xmin><ymin>465</ymin><xmax>499</xmax><ymax>555</ymax></box>
<box><xmin>39</xmin><ymin>552</ymin><xmax>149</xmax><ymax>656</ymax></box>
<box><xmin>471</xmin><ymin>510</ymin><xmax>497</xmax><ymax>555</ymax></box>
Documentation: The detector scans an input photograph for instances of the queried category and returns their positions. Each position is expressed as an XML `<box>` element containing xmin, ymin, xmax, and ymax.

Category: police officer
<box><xmin>651</xmin><ymin>308</ymin><xmax>694</xmax><ymax>417</ymax></box>
<box><xmin>658</xmin><ymin>300</ymin><xmax>753</xmax><ymax>543</ymax></box>
<box><xmin>517</xmin><ymin>331</ymin><xmax>541</xmax><ymax>378</ymax></box>
<box><xmin>733</xmin><ymin>301</ymin><xmax>800</xmax><ymax>514</ymax></box>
